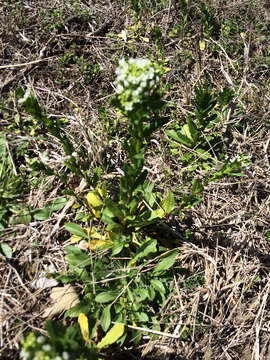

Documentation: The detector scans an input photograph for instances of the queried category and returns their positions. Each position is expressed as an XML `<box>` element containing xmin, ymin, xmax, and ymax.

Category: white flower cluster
<box><xmin>20</xmin><ymin>334</ymin><xmax>70</xmax><ymax>360</ymax></box>
<box><xmin>20</xmin><ymin>349</ymin><xmax>69</xmax><ymax>360</ymax></box>
<box><xmin>115</xmin><ymin>58</ymin><xmax>162</xmax><ymax>112</ymax></box>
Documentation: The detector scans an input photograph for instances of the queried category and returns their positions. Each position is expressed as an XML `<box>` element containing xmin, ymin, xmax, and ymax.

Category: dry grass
<box><xmin>1</xmin><ymin>0</ymin><xmax>270</xmax><ymax>359</ymax></box>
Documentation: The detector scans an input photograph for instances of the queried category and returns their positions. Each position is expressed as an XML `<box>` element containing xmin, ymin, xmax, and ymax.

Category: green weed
<box><xmin>17</xmin><ymin>57</ymin><xmax>248</xmax><ymax>355</ymax></box>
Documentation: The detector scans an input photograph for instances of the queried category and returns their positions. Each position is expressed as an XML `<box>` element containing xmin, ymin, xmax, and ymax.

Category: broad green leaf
<box><xmin>191</xmin><ymin>178</ymin><xmax>204</xmax><ymax>195</ymax></box>
<box><xmin>103</xmin><ymin>199</ymin><xmax>125</xmax><ymax>222</ymax></box>
<box><xmin>33</xmin><ymin>207</ymin><xmax>50</xmax><ymax>220</ymax></box>
<box><xmin>65</xmin><ymin>246</ymin><xmax>92</xmax><ymax>267</ymax></box>
<box><xmin>128</xmin><ymin>239</ymin><xmax>157</xmax><ymax>266</ymax></box>
<box><xmin>105</xmin><ymin>222</ymin><xmax>124</xmax><ymax>233</ymax></box>
<box><xmin>166</xmin><ymin>129</ymin><xmax>183</xmax><ymax>143</ymax></box>
<box><xmin>136</xmin><ymin>312</ymin><xmax>149</xmax><ymax>322</ymax></box>
<box><xmin>64</xmin><ymin>223</ymin><xmax>88</xmax><ymax>238</ymax></box>
<box><xmin>97</xmin><ymin>323</ymin><xmax>125</xmax><ymax>349</ymax></box>
<box><xmin>111</xmin><ymin>243</ymin><xmax>124</xmax><ymax>256</ymax></box>
<box><xmin>166</xmin><ymin>129</ymin><xmax>193</xmax><ymax>147</ymax></box>
<box><xmin>151</xmin><ymin>208</ymin><xmax>165</xmax><ymax>219</ymax></box>
<box><xmin>49</xmin><ymin>198</ymin><xmax>67</xmax><ymax>211</ymax></box>
<box><xmin>0</xmin><ymin>243</ymin><xmax>12</xmax><ymax>259</ymax></box>
<box><xmin>161</xmin><ymin>190</ymin><xmax>175</xmax><ymax>214</ymax></box>
<box><xmin>150</xmin><ymin>279</ymin><xmax>165</xmax><ymax>294</ymax></box>
<box><xmin>33</xmin><ymin>199</ymin><xmax>67</xmax><ymax>220</ymax></box>
<box><xmin>186</xmin><ymin>118</ymin><xmax>199</xmax><ymax>142</ymax></box>
<box><xmin>64</xmin><ymin>299</ymin><xmax>93</xmax><ymax>318</ymax></box>
<box><xmin>95</xmin><ymin>291</ymin><xmax>119</xmax><ymax>303</ymax></box>
<box><xmin>181</xmin><ymin>124</ymin><xmax>192</xmax><ymax>139</ymax></box>
<box><xmin>153</xmin><ymin>250</ymin><xmax>178</xmax><ymax>274</ymax></box>
<box><xmin>101</xmin><ymin>212</ymin><xmax>118</xmax><ymax>225</ymax></box>
<box><xmin>101</xmin><ymin>305</ymin><xmax>111</xmax><ymax>332</ymax></box>
<box><xmin>18</xmin><ymin>89</ymin><xmax>43</xmax><ymax>120</ymax></box>
<box><xmin>135</xmin><ymin>289</ymin><xmax>149</xmax><ymax>303</ymax></box>
<box><xmin>148</xmin><ymin>286</ymin><xmax>155</xmax><ymax>301</ymax></box>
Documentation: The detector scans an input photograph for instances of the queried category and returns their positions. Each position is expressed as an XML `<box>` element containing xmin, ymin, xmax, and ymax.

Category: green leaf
<box><xmin>132</xmin><ymin>170</ymin><xmax>148</xmax><ymax>192</ymax></box>
<box><xmin>105</xmin><ymin>222</ymin><xmax>124</xmax><ymax>233</ymax></box>
<box><xmin>161</xmin><ymin>190</ymin><xmax>175</xmax><ymax>214</ymax></box>
<box><xmin>95</xmin><ymin>291</ymin><xmax>119</xmax><ymax>303</ymax></box>
<box><xmin>103</xmin><ymin>199</ymin><xmax>125</xmax><ymax>222</ymax></box>
<box><xmin>150</xmin><ymin>279</ymin><xmax>165</xmax><ymax>294</ymax></box>
<box><xmin>33</xmin><ymin>207</ymin><xmax>50</xmax><ymax>220</ymax></box>
<box><xmin>153</xmin><ymin>250</ymin><xmax>178</xmax><ymax>274</ymax></box>
<box><xmin>50</xmin><ymin>197</ymin><xmax>67</xmax><ymax>211</ymax></box>
<box><xmin>18</xmin><ymin>89</ymin><xmax>43</xmax><ymax>120</ymax></box>
<box><xmin>64</xmin><ymin>223</ymin><xmax>88</xmax><ymax>238</ymax></box>
<box><xmin>13</xmin><ymin>213</ymin><xmax>32</xmax><ymax>225</ymax></box>
<box><xmin>33</xmin><ymin>198</ymin><xmax>67</xmax><ymax>220</ymax></box>
<box><xmin>166</xmin><ymin>129</ymin><xmax>184</xmax><ymax>144</ymax></box>
<box><xmin>89</xmin><ymin>310</ymin><xmax>100</xmax><ymax>338</ymax></box>
<box><xmin>97</xmin><ymin>323</ymin><xmax>125</xmax><ymax>349</ymax></box>
<box><xmin>181</xmin><ymin>123</ymin><xmax>197</xmax><ymax>145</ymax></box>
<box><xmin>148</xmin><ymin>286</ymin><xmax>155</xmax><ymax>301</ymax></box>
<box><xmin>166</xmin><ymin>129</ymin><xmax>194</xmax><ymax>147</ymax></box>
<box><xmin>135</xmin><ymin>289</ymin><xmax>149</xmax><ymax>303</ymax></box>
<box><xmin>111</xmin><ymin>243</ymin><xmax>124</xmax><ymax>256</ymax></box>
<box><xmin>136</xmin><ymin>312</ymin><xmax>149</xmax><ymax>322</ymax></box>
<box><xmin>186</xmin><ymin>118</ymin><xmax>198</xmax><ymax>142</ymax></box>
<box><xmin>65</xmin><ymin>246</ymin><xmax>92</xmax><ymax>268</ymax></box>
<box><xmin>64</xmin><ymin>299</ymin><xmax>92</xmax><ymax>318</ymax></box>
<box><xmin>101</xmin><ymin>305</ymin><xmax>111</xmax><ymax>332</ymax></box>
<box><xmin>0</xmin><ymin>243</ymin><xmax>12</xmax><ymax>259</ymax></box>
<box><xmin>128</xmin><ymin>239</ymin><xmax>157</xmax><ymax>266</ymax></box>
<box><xmin>191</xmin><ymin>178</ymin><xmax>204</xmax><ymax>195</ymax></box>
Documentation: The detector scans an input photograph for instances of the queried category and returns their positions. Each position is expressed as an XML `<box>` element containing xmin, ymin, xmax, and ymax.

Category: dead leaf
<box><xmin>42</xmin><ymin>285</ymin><xmax>79</xmax><ymax>318</ymax></box>
<box><xmin>31</xmin><ymin>274</ymin><xmax>58</xmax><ymax>290</ymax></box>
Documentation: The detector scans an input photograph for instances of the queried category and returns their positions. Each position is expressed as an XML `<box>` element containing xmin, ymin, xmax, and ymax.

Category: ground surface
<box><xmin>0</xmin><ymin>0</ymin><xmax>270</xmax><ymax>359</ymax></box>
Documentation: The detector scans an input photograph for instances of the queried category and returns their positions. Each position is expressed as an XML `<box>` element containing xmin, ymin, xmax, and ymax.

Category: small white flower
<box><xmin>37</xmin><ymin>336</ymin><xmax>46</xmax><ymax>344</ymax></box>
<box><xmin>20</xmin><ymin>350</ymin><xmax>30</xmax><ymax>359</ymax></box>
<box><xmin>125</xmin><ymin>102</ymin><xmax>133</xmax><ymax>111</ymax></box>
<box><xmin>42</xmin><ymin>344</ymin><xmax>52</xmax><ymax>352</ymax></box>
<box><xmin>62</xmin><ymin>352</ymin><xmax>70</xmax><ymax>360</ymax></box>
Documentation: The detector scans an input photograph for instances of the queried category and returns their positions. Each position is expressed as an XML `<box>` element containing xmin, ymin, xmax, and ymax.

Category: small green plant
<box><xmin>180</xmin><ymin>0</ymin><xmax>188</xmax><ymax>30</ymax></box>
<box><xmin>0</xmin><ymin>134</ymin><xmax>30</xmax><ymax>229</ymax></box>
<box><xmin>17</xmin><ymin>59</ymin><xmax>180</xmax><ymax>346</ymax></box>
<box><xmin>166</xmin><ymin>83</ymin><xmax>247</xmax><ymax>208</ymax></box>
<box><xmin>60</xmin><ymin>59</ymin><xmax>179</xmax><ymax>341</ymax></box>
<box><xmin>65</xmin><ymin>58</ymin><xmax>173</xmax><ymax>251</ymax></box>
<box><xmin>166</xmin><ymin>83</ymin><xmax>233</xmax><ymax>160</ymax></box>
<box><xmin>58</xmin><ymin>51</ymin><xmax>101</xmax><ymax>85</ymax></box>
<box><xmin>17</xmin><ymin>87</ymin><xmax>92</xmax><ymax>184</ymax></box>
<box><xmin>130</xmin><ymin>0</ymin><xmax>141</xmax><ymax>18</ymax></box>
<box><xmin>64</xmin><ymin>60</ymin><xmax>181</xmax><ymax>346</ymax></box>
<box><xmin>200</xmin><ymin>2</ymin><xmax>220</xmax><ymax>39</ymax></box>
